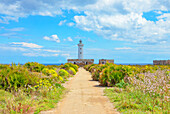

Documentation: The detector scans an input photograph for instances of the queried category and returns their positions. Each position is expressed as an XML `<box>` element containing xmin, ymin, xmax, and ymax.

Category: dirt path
<box><xmin>41</xmin><ymin>68</ymin><xmax>119</xmax><ymax>114</ymax></box>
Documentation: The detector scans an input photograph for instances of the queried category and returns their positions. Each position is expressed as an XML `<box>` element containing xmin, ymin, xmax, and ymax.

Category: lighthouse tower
<box><xmin>78</xmin><ymin>40</ymin><xmax>84</xmax><ymax>59</ymax></box>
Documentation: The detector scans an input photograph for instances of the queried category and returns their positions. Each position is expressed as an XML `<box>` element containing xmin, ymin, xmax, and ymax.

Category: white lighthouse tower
<box><xmin>78</xmin><ymin>40</ymin><xmax>84</xmax><ymax>59</ymax></box>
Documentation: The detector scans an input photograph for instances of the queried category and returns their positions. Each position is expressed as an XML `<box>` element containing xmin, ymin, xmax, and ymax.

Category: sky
<box><xmin>0</xmin><ymin>0</ymin><xmax>170</xmax><ymax>64</ymax></box>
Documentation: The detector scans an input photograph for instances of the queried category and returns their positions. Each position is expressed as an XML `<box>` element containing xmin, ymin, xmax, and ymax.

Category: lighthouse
<box><xmin>67</xmin><ymin>40</ymin><xmax>94</xmax><ymax>66</ymax></box>
<box><xmin>78</xmin><ymin>40</ymin><xmax>84</xmax><ymax>59</ymax></box>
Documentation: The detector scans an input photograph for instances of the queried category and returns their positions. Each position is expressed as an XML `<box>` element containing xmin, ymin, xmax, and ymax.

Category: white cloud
<box><xmin>74</xmin><ymin>2</ymin><xmax>170</xmax><ymax>44</ymax></box>
<box><xmin>0</xmin><ymin>46</ymin><xmax>27</xmax><ymax>51</ymax></box>
<box><xmin>43</xmin><ymin>49</ymin><xmax>60</xmax><ymax>53</ymax></box>
<box><xmin>61</xmin><ymin>54</ymin><xmax>70</xmax><ymax>57</ymax></box>
<box><xmin>114</xmin><ymin>47</ymin><xmax>132</xmax><ymax>50</ymax></box>
<box><xmin>58</xmin><ymin>20</ymin><xmax>67</xmax><ymax>26</ymax></box>
<box><xmin>0</xmin><ymin>16</ymin><xmax>19</xmax><ymax>24</ymax></box>
<box><xmin>67</xmin><ymin>22</ymin><xmax>74</xmax><ymax>26</ymax></box>
<box><xmin>0</xmin><ymin>0</ymin><xmax>98</xmax><ymax>23</ymax></box>
<box><xmin>43</xmin><ymin>34</ymin><xmax>60</xmax><ymax>43</ymax></box>
<box><xmin>6</xmin><ymin>27</ymin><xmax>24</xmax><ymax>31</ymax></box>
<box><xmin>0</xmin><ymin>0</ymin><xmax>170</xmax><ymax>47</ymax></box>
<box><xmin>32</xmin><ymin>49</ymin><xmax>60</xmax><ymax>53</ymax></box>
<box><xmin>64</xmin><ymin>37</ymin><xmax>73</xmax><ymax>42</ymax></box>
<box><xmin>23</xmin><ymin>53</ymin><xmax>59</xmax><ymax>57</ymax></box>
<box><xmin>67</xmin><ymin>37</ymin><xmax>73</xmax><ymax>41</ymax></box>
<box><xmin>0</xmin><ymin>32</ymin><xmax>17</xmax><ymax>37</ymax></box>
<box><xmin>154</xmin><ymin>11</ymin><xmax>162</xmax><ymax>14</ymax></box>
<box><xmin>157</xmin><ymin>13</ymin><xmax>170</xmax><ymax>20</ymax></box>
<box><xmin>11</xmin><ymin>42</ymin><xmax>43</xmax><ymax>48</ymax></box>
<box><xmin>0</xmin><ymin>43</ymin><xmax>63</xmax><ymax>58</ymax></box>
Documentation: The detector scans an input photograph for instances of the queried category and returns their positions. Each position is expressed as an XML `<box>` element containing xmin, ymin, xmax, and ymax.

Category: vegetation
<box><xmin>84</xmin><ymin>63</ymin><xmax>170</xmax><ymax>113</ymax></box>
<box><xmin>24</xmin><ymin>62</ymin><xmax>45</xmax><ymax>72</ymax></box>
<box><xmin>0</xmin><ymin>62</ymin><xmax>78</xmax><ymax>113</ymax></box>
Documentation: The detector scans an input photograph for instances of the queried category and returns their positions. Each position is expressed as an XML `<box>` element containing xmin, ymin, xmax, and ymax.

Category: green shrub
<box><xmin>0</xmin><ymin>64</ymin><xmax>10</xmax><ymax>69</ymax></box>
<box><xmin>115</xmin><ymin>79</ymin><xmax>129</xmax><ymax>88</ymax></box>
<box><xmin>59</xmin><ymin>69</ymin><xmax>69</xmax><ymax>79</ymax></box>
<box><xmin>68</xmin><ymin>63</ymin><xmax>78</xmax><ymax>72</ymax></box>
<box><xmin>62</xmin><ymin>63</ymin><xmax>78</xmax><ymax>72</ymax></box>
<box><xmin>92</xmin><ymin>64</ymin><xmax>106</xmax><ymax>81</ymax></box>
<box><xmin>24</xmin><ymin>62</ymin><xmax>45</xmax><ymax>72</ymax></box>
<box><xmin>0</xmin><ymin>65</ymin><xmax>39</xmax><ymax>91</ymax></box>
<box><xmin>99</xmin><ymin>65</ymin><xmax>132</xmax><ymax>86</ymax></box>
<box><xmin>68</xmin><ymin>67</ymin><xmax>76</xmax><ymax>75</ymax></box>
<box><xmin>85</xmin><ymin>64</ymin><xmax>95</xmax><ymax>71</ymax></box>
<box><xmin>49</xmin><ymin>69</ymin><xmax>57</xmax><ymax>75</ymax></box>
<box><xmin>42</xmin><ymin>68</ymin><xmax>50</xmax><ymax>75</ymax></box>
<box><xmin>62</xmin><ymin>64</ymin><xmax>70</xmax><ymax>70</ymax></box>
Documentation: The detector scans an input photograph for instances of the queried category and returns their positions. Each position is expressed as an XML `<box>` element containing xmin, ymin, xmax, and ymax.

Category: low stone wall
<box><xmin>99</xmin><ymin>59</ymin><xmax>114</xmax><ymax>64</ymax></box>
<box><xmin>68</xmin><ymin>59</ymin><xmax>94</xmax><ymax>66</ymax></box>
<box><xmin>153</xmin><ymin>60</ymin><xmax>170</xmax><ymax>65</ymax></box>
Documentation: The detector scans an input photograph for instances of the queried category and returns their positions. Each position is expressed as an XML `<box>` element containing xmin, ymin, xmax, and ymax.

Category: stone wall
<box><xmin>153</xmin><ymin>60</ymin><xmax>170</xmax><ymax>65</ymax></box>
<box><xmin>67</xmin><ymin>59</ymin><xmax>94</xmax><ymax>66</ymax></box>
<box><xmin>99</xmin><ymin>59</ymin><xmax>114</xmax><ymax>64</ymax></box>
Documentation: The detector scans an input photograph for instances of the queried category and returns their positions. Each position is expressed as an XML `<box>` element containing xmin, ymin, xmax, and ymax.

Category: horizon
<box><xmin>0</xmin><ymin>0</ymin><xmax>170</xmax><ymax>64</ymax></box>
<box><xmin>0</xmin><ymin>62</ymin><xmax>154</xmax><ymax>65</ymax></box>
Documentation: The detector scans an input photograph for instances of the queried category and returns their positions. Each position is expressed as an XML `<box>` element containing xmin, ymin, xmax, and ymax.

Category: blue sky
<box><xmin>0</xmin><ymin>0</ymin><xmax>170</xmax><ymax>64</ymax></box>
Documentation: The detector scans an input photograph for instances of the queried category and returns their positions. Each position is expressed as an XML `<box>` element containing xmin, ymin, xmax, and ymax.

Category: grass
<box><xmin>0</xmin><ymin>86</ymin><xmax>66</xmax><ymax>114</ymax></box>
<box><xmin>104</xmin><ymin>86</ymin><xmax>169</xmax><ymax>114</ymax></box>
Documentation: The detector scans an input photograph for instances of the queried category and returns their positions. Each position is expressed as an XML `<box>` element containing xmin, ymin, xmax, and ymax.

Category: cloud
<box><xmin>61</xmin><ymin>54</ymin><xmax>70</xmax><ymax>57</ymax></box>
<box><xmin>6</xmin><ymin>27</ymin><xmax>24</xmax><ymax>31</ymax></box>
<box><xmin>58</xmin><ymin>20</ymin><xmax>67</xmax><ymax>26</ymax></box>
<box><xmin>0</xmin><ymin>0</ymin><xmax>97</xmax><ymax>23</ymax></box>
<box><xmin>67</xmin><ymin>37</ymin><xmax>73</xmax><ymax>41</ymax></box>
<box><xmin>0</xmin><ymin>46</ymin><xmax>27</xmax><ymax>51</ymax></box>
<box><xmin>0</xmin><ymin>16</ymin><xmax>19</xmax><ymax>24</ymax></box>
<box><xmin>11</xmin><ymin>42</ymin><xmax>43</xmax><ymax>48</ymax></box>
<box><xmin>43</xmin><ymin>35</ymin><xmax>60</xmax><ymax>43</ymax></box>
<box><xmin>64</xmin><ymin>37</ymin><xmax>73</xmax><ymax>41</ymax></box>
<box><xmin>32</xmin><ymin>49</ymin><xmax>60</xmax><ymax>53</ymax></box>
<box><xmin>67</xmin><ymin>22</ymin><xmax>74</xmax><ymax>26</ymax></box>
<box><xmin>0</xmin><ymin>32</ymin><xmax>17</xmax><ymax>37</ymax></box>
<box><xmin>114</xmin><ymin>47</ymin><xmax>132</xmax><ymax>50</ymax></box>
<box><xmin>74</xmin><ymin>2</ymin><xmax>170</xmax><ymax>45</ymax></box>
<box><xmin>23</xmin><ymin>53</ymin><xmax>59</xmax><ymax>57</ymax></box>
<box><xmin>0</xmin><ymin>43</ymin><xmax>63</xmax><ymax>58</ymax></box>
<box><xmin>43</xmin><ymin>49</ymin><xmax>60</xmax><ymax>53</ymax></box>
<box><xmin>0</xmin><ymin>0</ymin><xmax>170</xmax><ymax>47</ymax></box>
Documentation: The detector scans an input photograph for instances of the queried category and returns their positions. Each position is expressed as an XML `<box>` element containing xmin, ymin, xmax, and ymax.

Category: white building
<box><xmin>67</xmin><ymin>40</ymin><xmax>94</xmax><ymax>66</ymax></box>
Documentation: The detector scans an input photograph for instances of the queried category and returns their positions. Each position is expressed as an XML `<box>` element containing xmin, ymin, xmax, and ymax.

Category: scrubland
<box><xmin>0</xmin><ymin>62</ymin><xmax>78</xmax><ymax>114</ymax></box>
<box><xmin>84</xmin><ymin>64</ymin><xmax>170</xmax><ymax>113</ymax></box>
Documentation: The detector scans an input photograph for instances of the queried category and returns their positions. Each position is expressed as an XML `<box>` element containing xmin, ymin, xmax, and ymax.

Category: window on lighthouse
<box><xmin>80</xmin><ymin>48</ymin><xmax>82</xmax><ymax>50</ymax></box>
<box><xmin>80</xmin><ymin>52</ymin><xmax>82</xmax><ymax>54</ymax></box>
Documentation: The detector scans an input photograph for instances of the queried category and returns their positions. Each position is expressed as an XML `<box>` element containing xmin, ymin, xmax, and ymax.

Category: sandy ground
<box><xmin>41</xmin><ymin>68</ymin><xmax>119</xmax><ymax>114</ymax></box>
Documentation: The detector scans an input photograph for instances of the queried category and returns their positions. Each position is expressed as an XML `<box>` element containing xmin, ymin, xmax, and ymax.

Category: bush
<box><xmin>62</xmin><ymin>64</ymin><xmax>70</xmax><ymax>70</ymax></box>
<box><xmin>68</xmin><ymin>67</ymin><xmax>76</xmax><ymax>75</ymax></box>
<box><xmin>24</xmin><ymin>62</ymin><xmax>45</xmax><ymax>72</ymax></box>
<box><xmin>0</xmin><ymin>65</ymin><xmax>39</xmax><ymax>91</ymax></box>
<box><xmin>99</xmin><ymin>65</ymin><xmax>133</xmax><ymax>86</ymax></box>
<box><xmin>62</xmin><ymin>63</ymin><xmax>78</xmax><ymax>72</ymax></box>
<box><xmin>0</xmin><ymin>64</ymin><xmax>10</xmax><ymax>69</ymax></box>
<box><xmin>42</xmin><ymin>68</ymin><xmax>50</xmax><ymax>75</ymax></box>
<box><xmin>67</xmin><ymin>63</ymin><xmax>78</xmax><ymax>72</ymax></box>
<box><xmin>42</xmin><ymin>68</ymin><xmax>58</xmax><ymax>76</ymax></box>
<box><xmin>115</xmin><ymin>79</ymin><xmax>129</xmax><ymax>88</ymax></box>
<box><xmin>59</xmin><ymin>69</ymin><xmax>69</xmax><ymax>79</ymax></box>
<box><xmin>91</xmin><ymin>64</ymin><xmax>106</xmax><ymax>81</ymax></box>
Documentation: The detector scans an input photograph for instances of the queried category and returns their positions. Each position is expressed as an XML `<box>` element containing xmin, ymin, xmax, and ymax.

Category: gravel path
<box><xmin>41</xmin><ymin>67</ymin><xmax>119</xmax><ymax>114</ymax></box>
